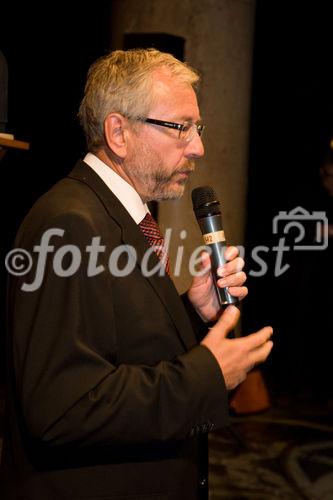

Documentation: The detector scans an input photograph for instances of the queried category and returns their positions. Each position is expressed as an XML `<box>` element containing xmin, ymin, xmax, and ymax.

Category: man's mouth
<box><xmin>174</xmin><ymin>170</ymin><xmax>192</xmax><ymax>183</ymax></box>
<box><xmin>175</xmin><ymin>162</ymin><xmax>195</xmax><ymax>179</ymax></box>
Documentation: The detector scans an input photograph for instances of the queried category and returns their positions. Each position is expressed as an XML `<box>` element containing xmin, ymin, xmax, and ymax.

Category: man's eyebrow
<box><xmin>174</xmin><ymin>115</ymin><xmax>202</xmax><ymax>123</ymax></box>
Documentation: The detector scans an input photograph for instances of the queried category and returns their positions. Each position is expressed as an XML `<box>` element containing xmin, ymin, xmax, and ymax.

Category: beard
<box><xmin>124</xmin><ymin>141</ymin><xmax>195</xmax><ymax>202</ymax></box>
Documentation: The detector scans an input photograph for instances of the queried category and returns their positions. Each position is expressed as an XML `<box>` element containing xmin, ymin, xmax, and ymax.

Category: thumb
<box><xmin>214</xmin><ymin>305</ymin><xmax>240</xmax><ymax>338</ymax></box>
<box><xmin>200</xmin><ymin>251</ymin><xmax>211</xmax><ymax>270</ymax></box>
<box><xmin>198</xmin><ymin>251</ymin><xmax>211</xmax><ymax>276</ymax></box>
<box><xmin>192</xmin><ymin>251</ymin><xmax>212</xmax><ymax>282</ymax></box>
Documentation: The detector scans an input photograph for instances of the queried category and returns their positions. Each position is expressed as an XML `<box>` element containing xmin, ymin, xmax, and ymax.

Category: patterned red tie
<box><xmin>139</xmin><ymin>213</ymin><xmax>171</xmax><ymax>276</ymax></box>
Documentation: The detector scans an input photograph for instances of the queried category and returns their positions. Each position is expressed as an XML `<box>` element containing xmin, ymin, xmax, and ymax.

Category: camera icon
<box><xmin>272</xmin><ymin>206</ymin><xmax>328</xmax><ymax>251</ymax></box>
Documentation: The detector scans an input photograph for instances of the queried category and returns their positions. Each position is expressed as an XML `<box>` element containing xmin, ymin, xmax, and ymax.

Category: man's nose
<box><xmin>185</xmin><ymin>131</ymin><xmax>205</xmax><ymax>159</ymax></box>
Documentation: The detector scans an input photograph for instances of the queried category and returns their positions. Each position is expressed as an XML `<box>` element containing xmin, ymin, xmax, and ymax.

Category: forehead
<box><xmin>149</xmin><ymin>69</ymin><xmax>200</xmax><ymax>121</ymax></box>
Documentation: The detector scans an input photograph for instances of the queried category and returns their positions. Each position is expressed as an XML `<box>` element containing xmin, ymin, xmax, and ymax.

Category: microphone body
<box><xmin>192</xmin><ymin>187</ymin><xmax>238</xmax><ymax>307</ymax></box>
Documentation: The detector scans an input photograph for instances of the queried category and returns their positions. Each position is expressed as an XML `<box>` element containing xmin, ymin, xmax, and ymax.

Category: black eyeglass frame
<box><xmin>142</xmin><ymin>118</ymin><xmax>205</xmax><ymax>140</ymax></box>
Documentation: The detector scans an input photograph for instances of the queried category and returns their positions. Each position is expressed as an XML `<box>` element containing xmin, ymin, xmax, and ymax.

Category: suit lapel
<box><xmin>68</xmin><ymin>160</ymin><xmax>197</xmax><ymax>350</ymax></box>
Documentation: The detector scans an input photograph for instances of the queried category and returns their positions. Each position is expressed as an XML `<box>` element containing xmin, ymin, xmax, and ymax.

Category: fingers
<box><xmin>217</xmin><ymin>256</ymin><xmax>245</xmax><ymax>278</ymax></box>
<box><xmin>227</xmin><ymin>286</ymin><xmax>248</xmax><ymax>300</ymax></box>
<box><xmin>201</xmin><ymin>317</ymin><xmax>274</xmax><ymax>390</ymax></box>
<box><xmin>243</xmin><ymin>326</ymin><xmax>273</xmax><ymax>350</ymax></box>
<box><xmin>214</xmin><ymin>305</ymin><xmax>240</xmax><ymax>338</ymax></box>
<box><xmin>224</xmin><ymin>245</ymin><xmax>240</xmax><ymax>261</ymax></box>
<box><xmin>216</xmin><ymin>263</ymin><xmax>247</xmax><ymax>300</ymax></box>
<box><xmin>201</xmin><ymin>250</ymin><xmax>246</xmax><ymax>292</ymax></box>
<box><xmin>249</xmin><ymin>339</ymin><xmax>274</xmax><ymax>368</ymax></box>
<box><xmin>217</xmin><ymin>270</ymin><xmax>247</xmax><ymax>288</ymax></box>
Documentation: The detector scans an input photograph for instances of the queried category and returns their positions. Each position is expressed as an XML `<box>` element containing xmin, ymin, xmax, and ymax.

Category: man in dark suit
<box><xmin>2</xmin><ymin>48</ymin><xmax>273</xmax><ymax>499</ymax></box>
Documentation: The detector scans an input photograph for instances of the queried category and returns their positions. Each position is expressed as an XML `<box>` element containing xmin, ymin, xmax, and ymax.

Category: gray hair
<box><xmin>78</xmin><ymin>48</ymin><xmax>200</xmax><ymax>151</ymax></box>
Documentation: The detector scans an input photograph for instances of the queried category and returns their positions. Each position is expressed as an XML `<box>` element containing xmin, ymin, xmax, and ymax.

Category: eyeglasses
<box><xmin>140</xmin><ymin>118</ymin><xmax>205</xmax><ymax>142</ymax></box>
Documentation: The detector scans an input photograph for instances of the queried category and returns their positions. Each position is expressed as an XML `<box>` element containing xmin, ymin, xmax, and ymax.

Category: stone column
<box><xmin>110</xmin><ymin>0</ymin><xmax>256</xmax><ymax>292</ymax></box>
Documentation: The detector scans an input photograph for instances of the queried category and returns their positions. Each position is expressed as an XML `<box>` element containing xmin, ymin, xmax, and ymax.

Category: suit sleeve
<box><xmin>181</xmin><ymin>292</ymin><xmax>209</xmax><ymax>342</ymax></box>
<box><xmin>9</xmin><ymin>210</ymin><xmax>229</xmax><ymax>448</ymax></box>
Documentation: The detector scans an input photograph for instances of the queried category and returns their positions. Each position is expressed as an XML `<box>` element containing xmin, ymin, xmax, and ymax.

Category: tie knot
<box><xmin>139</xmin><ymin>213</ymin><xmax>164</xmax><ymax>240</ymax></box>
<box><xmin>138</xmin><ymin>213</ymin><xmax>170</xmax><ymax>276</ymax></box>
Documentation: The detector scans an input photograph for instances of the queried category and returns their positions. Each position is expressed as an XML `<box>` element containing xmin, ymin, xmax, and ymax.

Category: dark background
<box><xmin>244</xmin><ymin>1</ymin><xmax>333</xmax><ymax>402</ymax></box>
<box><xmin>1</xmin><ymin>1</ymin><xmax>332</xmax><ymax>402</ymax></box>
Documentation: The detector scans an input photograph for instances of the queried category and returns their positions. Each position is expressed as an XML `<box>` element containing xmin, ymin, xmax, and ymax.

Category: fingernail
<box><xmin>218</xmin><ymin>278</ymin><xmax>227</xmax><ymax>287</ymax></box>
<box><xmin>217</xmin><ymin>267</ymin><xmax>226</xmax><ymax>277</ymax></box>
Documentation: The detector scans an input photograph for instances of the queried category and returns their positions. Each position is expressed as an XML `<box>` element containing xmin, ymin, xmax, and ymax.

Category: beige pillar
<box><xmin>110</xmin><ymin>0</ymin><xmax>256</xmax><ymax>292</ymax></box>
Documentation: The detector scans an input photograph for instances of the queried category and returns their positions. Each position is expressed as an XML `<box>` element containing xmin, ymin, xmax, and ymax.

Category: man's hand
<box><xmin>187</xmin><ymin>247</ymin><xmax>247</xmax><ymax>322</ymax></box>
<box><xmin>201</xmin><ymin>306</ymin><xmax>273</xmax><ymax>390</ymax></box>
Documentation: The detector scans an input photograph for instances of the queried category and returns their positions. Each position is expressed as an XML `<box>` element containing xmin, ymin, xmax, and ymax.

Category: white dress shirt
<box><xmin>83</xmin><ymin>152</ymin><xmax>149</xmax><ymax>224</ymax></box>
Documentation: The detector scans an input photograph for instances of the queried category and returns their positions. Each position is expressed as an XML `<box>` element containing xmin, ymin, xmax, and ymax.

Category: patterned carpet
<box><xmin>209</xmin><ymin>401</ymin><xmax>333</xmax><ymax>499</ymax></box>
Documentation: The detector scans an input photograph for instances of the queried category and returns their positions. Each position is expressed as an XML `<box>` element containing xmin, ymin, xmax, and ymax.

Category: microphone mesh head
<box><xmin>191</xmin><ymin>186</ymin><xmax>221</xmax><ymax>217</ymax></box>
<box><xmin>191</xmin><ymin>186</ymin><xmax>217</xmax><ymax>209</ymax></box>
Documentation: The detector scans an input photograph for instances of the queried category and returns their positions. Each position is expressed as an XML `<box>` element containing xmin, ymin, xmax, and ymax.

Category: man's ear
<box><xmin>104</xmin><ymin>113</ymin><xmax>128</xmax><ymax>159</ymax></box>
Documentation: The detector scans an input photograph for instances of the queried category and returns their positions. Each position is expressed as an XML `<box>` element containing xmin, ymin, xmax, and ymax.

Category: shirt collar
<box><xmin>83</xmin><ymin>152</ymin><xmax>149</xmax><ymax>224</ymax></box>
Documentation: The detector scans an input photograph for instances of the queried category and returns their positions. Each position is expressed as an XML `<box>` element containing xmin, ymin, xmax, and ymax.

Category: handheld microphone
<box><xmin>191</xmin><ymin>186</ymin><xmax>239</xmax><ymax>306</ymax></box>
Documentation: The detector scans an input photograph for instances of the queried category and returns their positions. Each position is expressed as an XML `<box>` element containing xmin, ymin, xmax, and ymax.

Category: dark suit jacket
<box><xmin>2</xmin><ymin>160</ymin><xmax>229</xmax><ymax>499</ymax></box>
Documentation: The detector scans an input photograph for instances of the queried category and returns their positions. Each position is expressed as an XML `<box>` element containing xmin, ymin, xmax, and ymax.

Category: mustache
<box><xmin>153</xmin><ymin>161</ymin><xmax>196</xmax><ymax>185</ymax></box>
<box><xmin>174</xmin><ymin>161</ymin><xmax>195</xmax><ymax>175</ymax></box>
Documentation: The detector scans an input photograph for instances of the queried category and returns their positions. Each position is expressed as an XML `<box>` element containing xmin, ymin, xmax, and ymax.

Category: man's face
<box><xmin>124</xmin><ymin>69</ymin><xmax>204</xmax><ymax>202</ymax></box>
